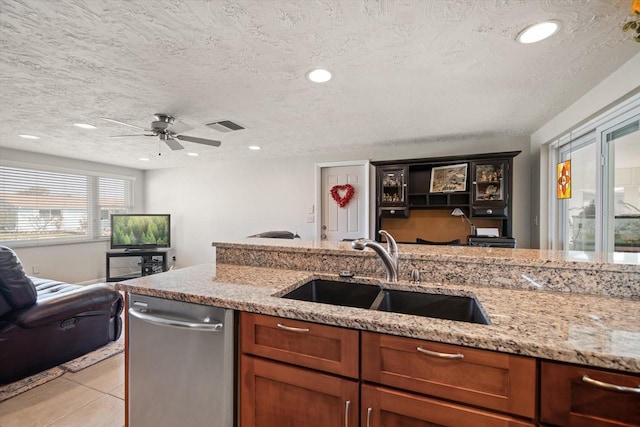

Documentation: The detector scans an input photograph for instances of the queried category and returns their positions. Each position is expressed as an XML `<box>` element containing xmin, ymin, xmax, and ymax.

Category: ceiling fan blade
<box><xmin>110</xmin><ymin>133</ymin><xmax>155</xmax><ymax>138</ymax></box>
<box><xmin>100</xmin><ymin>118</ymin><xmax>149</xmax><ymax>131</ymax></box>
<box><xmin>175</xmin><ymin>135</ymin><xmax>222</xmax><ymax>147</ymax></box>
<box><xmin>169</xmin><ymin>120</ymin><xmax>194</xmax><ymax>134</ymax></box>
<box><xmin>165</xmin><ymin>138</ymin><xmax>184</xmax><ymax>150</ymax></box>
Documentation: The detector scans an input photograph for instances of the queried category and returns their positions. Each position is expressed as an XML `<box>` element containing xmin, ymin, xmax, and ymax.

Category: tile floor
<box><xmin>0</xmin><ymin>354</ymin><xmax>125</xmax><ymax>427</ymax></box>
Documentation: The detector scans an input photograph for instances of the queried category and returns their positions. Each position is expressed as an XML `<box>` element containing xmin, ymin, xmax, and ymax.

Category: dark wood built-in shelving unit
<box><xmin>373</xmin><ymin>151</ymin><xmax>520</xmax><ymax>244</ymax></box>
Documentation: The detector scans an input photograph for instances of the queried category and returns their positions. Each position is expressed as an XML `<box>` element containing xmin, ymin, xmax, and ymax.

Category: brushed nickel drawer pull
<box><xmin>366</xmin><ymin>407</ymin><xmax>372</xmax><ymax>427</ymax></box>
<box><xmin>582</xmin><ymin>375</ymin><xmax>640</xmax><ymax>394</ymax></box>
<box><xmin>345</xmin><ymin>400</ymin><xmax>351</xmax><ymax>427</ymax></box>
<box><xmin>276</xmin><ymin>323</ymin><xmax>310</xmax><ymax>333</ymax></box>
<box><xmin>416</xmin><ymin>346</ymin><xmax>464</xmax><ymax>359</ymax></box>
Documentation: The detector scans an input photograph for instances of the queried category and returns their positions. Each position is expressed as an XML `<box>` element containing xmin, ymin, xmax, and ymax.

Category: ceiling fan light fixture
<box><xmin>517</xmin><ymin>21</ymin><xmax>560</xmax><ymax>44</ymax></box>
<box><xmin>307</xmin><ymin>68</ymin><xmax>332</xmax><ymax>83</ymax></box>
<box><xmin>19</xmin><ymin>134</ymin><xmax>40</xmax><ymax>139</ymax></box>
<box><xmin>73</xmin><ymin>123</ymin><xmax>96</xmax><ymax>129</ymax></box>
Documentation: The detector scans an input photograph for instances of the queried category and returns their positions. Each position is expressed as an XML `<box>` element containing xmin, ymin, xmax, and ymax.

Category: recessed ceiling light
<box><xmin>248</xmin><ymin>145</ymin><xmax>261</xmax><ymax>151</ymax></box>
<box><xmin>19</xmin><ymin>134</ymin><xmax>40</xmax><ymax>139</ymax></box>
<box><xmin>139</xmin><ymin>158</ymin><xmax>150</xmax><ymax>161</ymax></box>
<box><xmin>517</xmin><ymin>21</ymin><xmax>560</xmax><ymax>44</ymax></box>
<box><xmin>73</xmin><ymin>123</ymin><xmax>97</xmax><ymax>129</ymax></box>
<box><xmin>306</xmin><ymin>68</ymin><xmax>332</xmax><ymax>83</ymax></box>
<box><xmin>187</xmin><ymin>152</ymin><xmax>199</xmax><ymax>157</ymax></box>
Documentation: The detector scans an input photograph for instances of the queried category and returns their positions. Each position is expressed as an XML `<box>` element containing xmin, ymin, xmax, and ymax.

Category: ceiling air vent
<box><xmin>205</xmin><ymin>120</ymin><xmax>245</xmax><ymax>133</ymax></box>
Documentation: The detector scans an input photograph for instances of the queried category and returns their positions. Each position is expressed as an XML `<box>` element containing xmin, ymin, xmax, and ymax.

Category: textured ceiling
<box><xmin>0</xmin><ymin>0</ymin><xmax>638</xmax><ymax>170</ymax></box>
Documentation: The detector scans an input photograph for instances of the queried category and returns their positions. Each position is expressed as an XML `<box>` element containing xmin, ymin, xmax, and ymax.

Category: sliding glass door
<box><xmin>559</xmin><ymin>134</ymin><xmax>596</xmax><ymax>254</ymax></box>
<box><xmin>602</xmin><ymin>117</ymin><xmax>640</xmax><ymax>254</ymax></box>
<box><xmin>554</xmin><ymin>106</ymin><xmax>639</xmax><ymax>261</ymax></box>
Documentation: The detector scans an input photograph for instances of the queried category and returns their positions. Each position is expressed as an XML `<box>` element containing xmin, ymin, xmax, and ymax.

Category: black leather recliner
<box><xmin>0</xmin><ymin>246</ymin><xmax>123</xmax><ymax>384</ymax></box>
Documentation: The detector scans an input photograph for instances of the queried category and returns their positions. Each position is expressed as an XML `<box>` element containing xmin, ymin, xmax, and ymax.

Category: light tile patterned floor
<box><xmin>0</xmin><ymin>354</ymin><xmax>125</xmax><ymax>427</ymax></box>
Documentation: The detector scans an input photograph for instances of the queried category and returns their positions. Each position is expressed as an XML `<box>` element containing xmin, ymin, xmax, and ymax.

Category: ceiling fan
<box><xmin>102</xmin><ymin>114</ymin><xmax>221</xmax><ymax>151</ymax></box>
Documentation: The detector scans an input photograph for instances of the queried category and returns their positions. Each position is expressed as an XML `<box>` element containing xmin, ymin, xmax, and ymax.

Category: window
<box><xmin>0</xmin><ymin>164</ymin><xmax>134</xmax><ymax>245</ymax></box>
<box><xmin>550</xmin><ymin>97</ymin><xmax>639</xmax><ymax>261</ymax></box>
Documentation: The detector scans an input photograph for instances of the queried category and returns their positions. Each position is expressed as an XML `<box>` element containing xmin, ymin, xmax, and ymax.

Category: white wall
<box><xmin>146</xmin><ymin>135</ymin><xmax>531</xmax><ymax>267</ymax></box>
<box><xmin>530</xmin><ymin>53</ymin><xmax>640</xmax><ymax>248</ymax></box>
<box><xmin>1</xmin><ymin>148</ymin><xmax>145</xmax><ymax>283</ymax></box>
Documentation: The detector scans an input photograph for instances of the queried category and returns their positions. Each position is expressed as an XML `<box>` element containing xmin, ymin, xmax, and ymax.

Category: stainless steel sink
<box><xmin>280</xmin><ymin>279</ymin><xmax>490</xmax><ymax>324</ymax></box>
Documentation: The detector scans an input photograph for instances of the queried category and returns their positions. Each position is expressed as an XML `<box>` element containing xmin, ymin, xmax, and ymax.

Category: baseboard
<box><xmin>75</xmin><ymin>278</ymin><xmax>108</xmax><ymax>285</ymax></box>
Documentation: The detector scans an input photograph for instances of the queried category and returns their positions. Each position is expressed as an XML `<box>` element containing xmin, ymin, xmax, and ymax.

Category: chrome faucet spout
<box><xmin>379</xmin><ymin>230</ymin><xmax>398</xmax><ymax>265</ymax></box>
<box><xmin>351</xmin><ymin>232</ymin><xmax>399</xmax><ymax>282</ymax></box>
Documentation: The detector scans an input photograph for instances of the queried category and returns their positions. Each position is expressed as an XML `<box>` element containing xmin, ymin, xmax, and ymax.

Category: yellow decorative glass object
<box><xmin>632</xmin><ymin>0</ymin><xmax>640</xmax><ymax>14</ymax></box>
<box><xmin>557</xmin><ymin>160</ymin><xmax>571</xmax><ymax>199</ymax></box>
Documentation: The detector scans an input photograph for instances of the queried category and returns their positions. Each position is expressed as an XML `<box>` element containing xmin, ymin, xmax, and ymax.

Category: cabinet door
<box><xmin>240</xmin><ymin>355</ymin><xmax>358</xmax><ymax>427</ymax></box>
<box><xmin>362</xmin><ymin>385</ymin><xmax>534</xmax><ymax>427</ymax></box>
<box><xmin>361</xmin><ymin>332</ymin><xmax>536</xmax><ymax>419</ymax></box>
<box><xmin>378</xmin><ymin>165</ymin><xmax>408</xmax><ymax>207</ymax></box>
<box><xmin>540</xmin><ymin>361</ymin><xmax>640</xmax><ymax>426</ymax></box>
<box><xmin>240</xmin><ymin>312</ymin><xmax>360</xmax><ymax>378</ymax></box>
<box><xmin>472</xmin><ymin>160</ymin><xmax>508</xmax><ymax>209</ymax></box>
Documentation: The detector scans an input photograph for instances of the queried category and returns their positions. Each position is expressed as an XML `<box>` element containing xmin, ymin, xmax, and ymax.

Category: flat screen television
<box><xmin>110</xmin><ymin>214</ymin><xmax>170</xmax><ymax>250</ymax></box>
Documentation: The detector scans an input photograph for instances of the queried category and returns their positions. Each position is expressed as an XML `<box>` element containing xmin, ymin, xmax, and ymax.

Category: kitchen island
<box><xmin>118</xmin><ymin>239</ymin><xmax>640</xmax><ymax>371</ymax></box>
<box><xmin>117</xmin><ymin>240</ymin><xmax>640</xmax><ymax>426</ymax></box>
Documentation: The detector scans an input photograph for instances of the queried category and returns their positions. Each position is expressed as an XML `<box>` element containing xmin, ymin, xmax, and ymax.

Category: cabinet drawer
<box><xmin>362</xmin><ymin>384</ymin><xmax>535</xmax><ymax>427</ymax></box>
<box><xmin>472</xmin><ymin>206</ymin><xmax>507</xmax><ymax>217</ymax></box>
<box><xmin>379</xmin><ymin>207</ymin><xmax>409</xmax><ymax>218</ymax></box>
<box><xmin>540</xmin><ymin>361</ymin><xmax>640</xmax><ymax>426</ymax></box>
<box><xmin>240</xmin><ymin>312</ymin><xmax>359</xmax><ymax>378</ymax></box>
<box><xmin>361</xmin><ymin>332</ymin><xmax>536</xmax><ymax>419</ymax></box>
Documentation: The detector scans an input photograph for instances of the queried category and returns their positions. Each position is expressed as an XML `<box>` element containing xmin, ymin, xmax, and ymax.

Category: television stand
<box><xmin>106</xmin><ymin>248</ymin><xmax>170</xmax><ymax>282</ymax></box>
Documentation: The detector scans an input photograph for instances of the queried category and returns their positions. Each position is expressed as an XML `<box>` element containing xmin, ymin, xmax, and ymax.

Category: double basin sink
<box><xmin>281</xmin><ymin>279</ymin><xmax>490</xmax><ymax>325</ymax></box>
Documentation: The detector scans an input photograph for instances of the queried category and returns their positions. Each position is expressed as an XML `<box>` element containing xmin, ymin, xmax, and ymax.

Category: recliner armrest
<box><xmin>9</xmin><ymin>284</ymin><xmax>123</xmax><ymax>329</ymax></box>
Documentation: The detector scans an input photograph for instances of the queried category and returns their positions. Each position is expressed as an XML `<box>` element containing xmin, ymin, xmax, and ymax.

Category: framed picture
<box><xmin>430</xmin><ymin>163</ymin><xmax>468</xmax><ymax>193</ymax></box>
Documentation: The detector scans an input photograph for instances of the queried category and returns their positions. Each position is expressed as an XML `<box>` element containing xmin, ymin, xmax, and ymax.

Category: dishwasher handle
<box><xmin>128</xmin><ymin>307</ymin><xmax>224</xmax><ymax>332</ymax></box>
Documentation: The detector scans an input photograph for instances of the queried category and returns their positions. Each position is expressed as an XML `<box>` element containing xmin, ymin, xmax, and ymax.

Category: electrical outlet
<box><xmin>306</xmin><ymin>214</ymin><xmax>315</xmax><ymax>223</ymax></box>
<box><xmin>32</xmin><ymin>266</ymin><xmax>40</xmax><ymax>274</ymax></box>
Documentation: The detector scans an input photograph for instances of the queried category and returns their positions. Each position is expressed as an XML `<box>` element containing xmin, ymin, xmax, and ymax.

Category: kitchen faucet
<box><xmin>351</xmin><ymin>230</ymin><xmax>399</xmax><ymax>282</ymax></box>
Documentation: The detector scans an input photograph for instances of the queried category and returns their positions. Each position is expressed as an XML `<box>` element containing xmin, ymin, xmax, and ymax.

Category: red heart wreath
<box><xmin>330</xmin><ymin>184</ymin><xmax>355</xmax><ymax>208</ymax></box>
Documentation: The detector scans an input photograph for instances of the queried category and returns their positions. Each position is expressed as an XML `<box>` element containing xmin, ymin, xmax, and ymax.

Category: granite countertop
<box><xmin>213</xmin><ymin>239</ymin><xmax>640</xmax><ymax>269</ymax></box>
<box><xmin>117</xmin><ymin>262</ymin><xmax>640</xmax><ymax>374</ymax></box>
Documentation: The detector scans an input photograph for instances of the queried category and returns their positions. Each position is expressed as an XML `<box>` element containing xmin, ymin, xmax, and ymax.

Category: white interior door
<box><xmin>320</xmin><ymin>164</ymin><xmax>368</xmax><ymax>241</ymax></box>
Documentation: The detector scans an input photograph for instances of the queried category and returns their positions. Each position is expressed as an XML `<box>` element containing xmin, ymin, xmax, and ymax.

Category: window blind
<box><xmin>0</xmin><ymin>165</ymin><xmax>134</xmax><ymax>245</ymax></box>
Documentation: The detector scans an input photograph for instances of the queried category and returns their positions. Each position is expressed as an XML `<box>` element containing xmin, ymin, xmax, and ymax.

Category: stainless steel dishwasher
<box><xmin>127</xmin><ymin>293</ymin><xmax>235</xmax><ymax>427</ymax></box>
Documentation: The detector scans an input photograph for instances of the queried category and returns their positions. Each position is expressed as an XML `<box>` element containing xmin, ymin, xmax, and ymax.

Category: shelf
<box><xmin>106</xmin><ymin>274</ymin><xmax>140</xmax><ymax>281</ymax></box>
<box><xmin>106</xmin><ymin>249</ymin><xmax>169</xmax><ymax>282</ymax></box>
<box><xmin>375</xmin><ymin>151</ymin><xmax>519</xmax><ymax>243</ymax></box>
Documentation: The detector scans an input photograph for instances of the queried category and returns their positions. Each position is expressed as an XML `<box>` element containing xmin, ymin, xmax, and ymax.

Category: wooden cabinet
<box><xmin>377</xmin><ymin>165</ymin><xmax>409</xmax><ymax>218</ymax></box>
<box><xmin>240</xmin><ymin>313</ymin><xmax>540</xmax><ymax>427</ymax></box>
<box><xmin>239</xmin><ymin>313</ymin><xmax>360</xmax><ymax>427</ymax></box>
<box><xmin>362</xmin><ymin>384</ymin><xmax>535</xmax><ymax>427</ymax></box>
<box><xmin>471</xmin><ymin>159</ymin><xmax>509</xmax><ymax>216</ymax></box>
<box><xmin>361</xmin><ymin>331</ymin><xmax>537</xmax><ymax>419</ymax></box>
<box><xmin>372</xmin><ymin>151</ymin><xmax>519</xmax><ymax>242</ymax></box>
<box><xmin>540</xmin><ymin>361</ymin><xmax>640</xmax><ymax>426</ymax></box>
<box><xmin>240</xmin><ymin>312</ymin><xmax>359</xmax><ymax>378</ymax></box>
<box><xmin>240</xmin><ymin>355</ymin><xmax>358</xmax><ymax>427</ymax></box>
